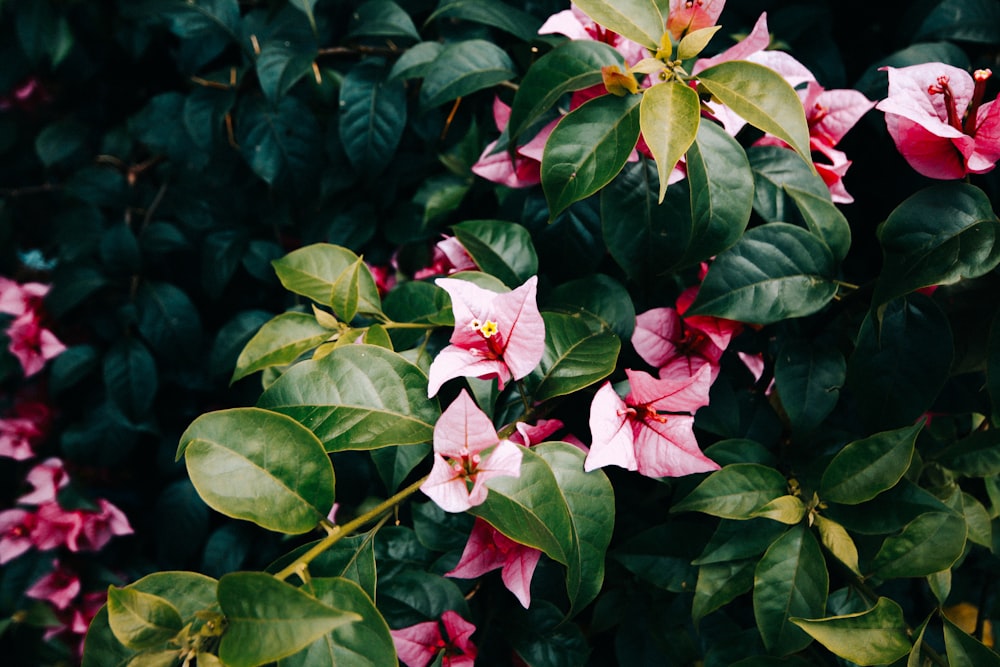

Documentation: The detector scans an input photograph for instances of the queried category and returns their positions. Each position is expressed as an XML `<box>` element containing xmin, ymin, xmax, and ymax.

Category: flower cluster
<box><xmin>390</xmin><ymin>610</ymin><xmax>478</xmax><ymax>667</ymax></box>
<box><xmin>0</xmin><ymin>277</ymin><xmax>66</xmax><ymax>377</ymax></box>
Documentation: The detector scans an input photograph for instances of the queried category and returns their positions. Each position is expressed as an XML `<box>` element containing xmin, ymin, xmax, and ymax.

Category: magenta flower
<box><xmin>78</xmin><ymin>499</ymin><xmax>133</xmax><ymax>551</ymax></box>
<box><xmin>421</xmin><ymin>389</ymin><xmax>523</xmax><ymax>513</ymax></box>
<box><xmin>26</xmin><ymin>560</ymin><xmax>81</xmax><ymax>611</ymax></box>
<box><xmin>585</xmin><ymin>366</ymin><xmax>718</xmax><ymax>478</ymax></box>
<box><xmin>390</xmin><ymin>610</ymin><xmax>478</xmax><ymax>667</ymax></box>
<box><xmin>427</xmin><ymin>276</ymin><xmax>544</xmax><ymax>397</ymax></box>
<box><xmin>876</xmin><ymin>64</ymin><xmax>999</xmax><ymax>179</ymax></box>
<box><xmin>0</xmin><ymin>413</ymin><xmax>45</xmax><ymax>460</ymax></box>
<box><xmin>446</xmin><ymin>518</ymin><xmax>542</xmax><ymax>608</ymax></box>
<box><xmin>0</xmin><ymin>508</ymin><xmax>37</xmax><ymax>564</ymax></box>
<box><xmin>471</xmin><ymin>97</ymin><xmax>559</xmax><ymax>188</ymax></box>
<box><xmin>414</xmin><ymin>236</ymin><xmax>477</xmax><ymax>280</ymax></box>
<box><xmin>6</xmin><ymin>311</ymin><xmax>67</xmax><ymax>377</ymax></box>
<box><xmin>32</xmin><ymin>502</ymin><xmax>85</xmax><ymax>552</ymax></box>
<box><xmin>18</xmin><ymin>457</ymin><xmax>70</xmax><ymax>504</ymax></box>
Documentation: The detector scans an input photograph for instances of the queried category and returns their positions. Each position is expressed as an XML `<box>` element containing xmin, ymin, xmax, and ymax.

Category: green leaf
<box><xmin>16</xmin><ymin>0</ymin><xmax>74</xmax><ymax>66</ymax></box>
<box><xmin>753</xmin><ymin>525</ymin><xmax>829</xmax><ymax>655</ymax></box>
<box><xmin>542</xmin><ymin>93</ymin><xmax>642</xmax><ymax>220</ymax></box>
<box><xmin>677</xmin><ymin>25</ymin><xmax>721</xmax><ymax>60</ymax></box>
<box><xmin>546</xmin><ymin>274</ymin><xmax>636</xmax><ymax>341</ymax></box>
<box><xmin>693</xmin><ymin>560</ymin><xmax>756</xmax><ymax>624</ymax></box>
<box><xmin>256</xmin><ymin>40</ymin><xmax>316</xmax><ymax>105</ymax></box>
<box><xmin>272</xmin><ymin>244</ymin><xmax>383</xmax><ymax>317</ymax></box>
<box><xmin>268</xmin><ymin>534</ymin><xmax>378</xmax><ymax>600</ymax></box>
<box><xmin>813</xmin><ymin>515</ymin><xmax>861</xmax><ymax>576</ymax></box>
<box><xmin>672</xmin><ymin>464</ymin><xmax>789</xmax><ymax>519</ymax></box>
<box><xmin>613</xmin><ymin>519</ymin><xmax>709</xmax><ymax>594</ymax></box>
<box><xmin>684</xmin><ymin>119</ymin><xmax>755</xmax><ymax>265</ymax></box>
<box><xmin>103</xmin><ymin>338</ymin><xmax>158</xmax><ymax>421</ymax></box>
<box><xmin>340</xmin><ymin>60</ymin><xmax>407</xmax><ymax>177</ymax></box>
<box><xmin>687</xmin><ymin>223</ymin><xmax>837</xmax><ymax>324</ymax></box>
<box><xmin>748</xmin><ymin>145</ymin><xmax>828</xmax><ymax>221</ymax></box>
<box><xmin>571</xmin><ymin>0</ymin><xmax>664</xmax><ymax>48</ymax></box>
<box><xmin>784</xmin><ymin>186</ymin><xmax>851</xmax><ymax>264</ymax></box>
<box><xmin>218</xmin><ymin>572</ymin><xmax>361</xmax><ymax>667</ymax></box>
<box><xmin>135</xmin><ymin>281</ymin><xmax>203</xmax><ymax>362</ymax></box>
<box><xmin>871</xmin><ymin>512</ymin><xmax>968</xmax><ymax>579</ymax></box>
<box><xmin>751</xmin><ymin>495</ymin><xmax>806</xmax><ymax>524</ymax></box>
<box><xmin>509</xmin><ymin>601</ymin><xmax>590</xmax><ymax>667</ymax></box>
<box><xmin>183</xmin><ymin>86</ymin><xmax>237</xmax><ymax>149</ymax></box>
<box><xmin>236</xmin><ymin>95</ymin><xmax>321</xmax><ymax>187</ymax></box>
<box><xmin>915</xmin><ymin>0</ymin><xmax>1000</xmax><ymax>44</ymax></box>
<box><xmin>773</xmin><ymin>341</ymin><xmax>845</xmax><ymax>434</ymax></box>
<box><xmin>693</xmin><ymin>518</ymin><xmax>788</xmax><ymax>565</ymax></box>
<box><xmin>231</xmin><ymin>312</ymin><xmax>331</xmax><ymax>383</ymax></box>
<box><xmin>426</xmin><ymin>0</ymin><xmax>542</xmax><ymax>42</ymax></box>
<box><xmin>346</xmin><ymin>0</ymin><xmax>420</xmax><ymax>40</ymax></box>
<box><xmin>942</xmin><ymin>613</ymin><xmax>1000</xmax><ymax>667</ymax></box>
<box><xmin>820</xmin><ymin>422</ymin><xmax>922</xmax><ymax>505</ymax></box>
<box><xmin>934</xmin><ymin>430</ymin><xmax>1000</xmax><ymax>477</ymax></box>
<box><xmin>388</xmin><ymin>41</ymin><xmax>443</xmax><ymax>80</ymax></box>
<box><xmin>990</xmin><ymin>307</ymin><xmax>1000</xmax><ymax>426</ymax></box>
<box><xmin>535</xmin><ymin>442</ymin><xmax>615</xmax><ymax>615</ymax></box>
<box><xmin>791</xmin><ymin>597</ymin><xmax>911</xmax><ymax>666</ymax></box>
<box><xmin>639</xmin><ymin>80</ymin><xmax>701</xmax><ymax>202</ymax></box>
<box><xmin>106</xmin><ymin>587</ymin><xmax>183</xmax><ymax>650</ymax></box>
<box><xmin>278</xmin><ymin>578</ymin><xmax>396</xmax><ymax>667</ymax></box>
<box><xmin>420</xmin><ymin>39</ymin><xmax>516</xmax><ymax>108</ymax></box>
<box><xmin>846</xmin><ymin>294</ymin><xmax>953</xmax><ymax>431</ymax></box>
<box><xmin>35</xmin><ymin>119</ymin><xmax>87</xmax><ymax>167</ymax></box>
<box><xmin>508</xmin><ymin>40</ymin><xmax>625</xmax><ymax>144</ymax></box>
<box><xmin>452</xmin><ymin>219</ymin><xmax>538</xmax><ymax>287</ymax></box>
<box><xmin>471</xmin><ymin>446</ymin><xmax>574</xmax><ymax>566</ymax></box>
<box><xmin>177</xmin><ymin>408</ymin><xmax>335</xmax><ymax>534</ymax></box>
<box><xmin>697</xmin><ymin>61</ymin><xmax>812</xmax><ymax>166</ymax></box>
<box><xmin>825</xmin><ymin>479</ymin><xmax>953</xmax><ymax>536</ymax></box>
<box><xmin>526</xmin><ymin>311</ymin><xmax>620</xmax><ymax>402</ymax></box>
<box><xmin>372</xmin><ymin>443</ymin><xmax>432</xmax><ymax>492</ymax></box>
<box><xmin>874</xmin><ymin>183</ymin><xmax>1000</xmax><ymax>306</ymax></box>
<box><xmin>257</xmin><ymin>344</ymin><xmax>439</xmax><ymax>451</ymax></box>
<box><xmin>288</xmin><ymin>0</ymin><xmax>319</xmax><ymax>31</ymax></box>
<box><xmin>961</xmin><ymin>493</ymin><xmax>993</xmax><ymax>548</ymax></box>
<box><xmin>84</xmin><ymin>572</ymin><xmax>218</xmax><ymax>667</ymax></box>
<box><xmin>49</xmin><ymin>344</ymin><xmax>98</xmax><ymax>395</ymax></box>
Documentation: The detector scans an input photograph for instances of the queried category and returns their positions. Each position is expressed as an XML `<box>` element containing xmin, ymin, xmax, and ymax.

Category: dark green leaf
<box><xmin>874</xmin><ymin>183</ymin><xmax>1000</xmax><ymax>305</ymax></box>
<box><xmin>346</xmin><ymin>0</ymin><xmax>420</xmax><ymax>40</ymax></box>
<box><xmin>340</xmin><ymin>60</ymin><xmax>407</xmax><ymax>177</ymax></box>
<box><xmin>49</xmin><ymin>344</ymin><xmax>98</xmax><ymax>395</ymax></box>
<box><xmin>106</xmin><ymin>587</ymin><xmax>183</xmax><ymax>650</ymax></box>
<box><xmin>268</xmin><ymin>534</ymin><xmax>378</xmax><ymax>600</ymax></box>
<box><xmin>934</xmin><ymin>430</ymin><xmax>1000</xmax><ymax>477</ymax></box>
<box><xmin>420</xmin><ymin>39</ymin><xmax>516</xmax><ymax>108</ymax></box>
<box><xmin>237</xmin><ymin>96</ymin><xmax>321</xmax><ymax>187</ymax></box>
<box><xmin>288</xmin><ymin>0</ymin><xmax>319</xmax><ymax>31</ymax></box>
<box><xmin>35</xmin><ymin>119</ymin><xmax>87</xmax><ymax>167</ymax></box>
<box><xmin>210</xmin><ymin>310</ymin><xmax>273</xmax><ymax>382</ymax></box>
<box><xmin>542</xmin><ymin>93</ymin><xmax>642</xmax><ymax>220</ymax></box>
<box><xmin>820</xmin><ymin>422</ymin><xmax>921</xmax><ymax>505</ymax></box>
<box><xmin>915</xmin><ymin>0</ymin><xmax>1000</xmax><ymax>44</ymax></box>
<box><xmin>218</xmin><ymin>572</ymin><xmax>361</xmax><ymax>667</ymax></box>
<box><xmin>790</xmin><ymin>597</ymin><xmax>911</xmax><ymax>666</ymax></box>
<box><xmin>257</xmin><ymin>344</ymin><xmax>439</xmax><ymax>451</ymax></box>
<box><xmin>256</xmin><ymin>40</ymin><xmax>317</xmax><ymax>105</ymax></box>
<box><xmin>753</xmin><ymin>525</ymin><xmax>828</xmax><ymax>655</ymax></box>
<box><xmin>991</xmin><ymin>307</ymin><xmax>1000</xmax><ymax>426</ymax></box>
<box><xmin>427</xmin><ymin>0</ymin><xmax>542</xmax><ymax>42</ymax></box>
<box><xmin>687</xmin><ymin>223</ymin><xmax>837</xmax><ymax>324</ymax></box>
<box><xmin>135</xmin><ymin>281</ymin><xmax>203</xmax><ymax>362</ymax></box>
<box><xmin>177</xmin><ymin>407</ymin><xmax>335</xmax><ymax>534</ymax></box>
<box><xmin>379</xmin><ymin>570</ymin><xmax>468</xmax><ymax>628</ymax></box>
<box><xmin>388</xmin><ymin>41</ymin><xmax>443</xmax><ymax>80</ymax></box>
<box><xmin>871</xmin><ymin>512</ymin><xmax>967</xmax><ymax>579</ymax></box>
<box><xmin>784</xmin><ymin>186</ymin><xmax>851</xmax><ymax>264</ymax></box>
<box><xmin>672</xmin><ymin>463</ymin><xmax>789</xmax><ymax>519</ymax></box>
<box><xmin>546</xmin><ymin>274</ymin><xmax>635</xmax><ymax>341</ymax></box>
<box><xmin>693</xmin><ymin>560</ymin><xmax>755</xmax><ymax>624</ymax></box>
<box><xmin>773</xmin><ymin>341</ymin><xmax>845</xmax><ymax>434</ymax></box>
<box><xmin>942</xmin><ymin>613</ymin><xmax>1000</xmax><ymax>666</ymax></box>
<box><xmin>202</xmin><ymin>230</ymin><xmax>248</xmax><ymax>299</ymax></box>
<box><xmin>526</xmin><ymin>311</ymin><xmax>620</xmax><ymax>402</ymax></box>
<box><xmin>372</xmin><ymin>443</ymin><xmax>432</xmax><ymax>492</ymax></box>
<box><xmin>452</xmin><ymin>219</ymin><xmax>538</xmax><ymax>287</ymax></box>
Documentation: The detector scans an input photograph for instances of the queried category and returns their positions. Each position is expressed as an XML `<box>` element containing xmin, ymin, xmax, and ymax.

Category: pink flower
<box><xmin>876</xmin><ymin>64</ymin><xmax>999</xmax><ymax>179</ymax></box>
<box><xmin>421</xmin><ymin>389</ymin><xmax>523</xmax><ymax>513</ymax></box>
<box><xmin>632</xmin><ymin>287</ymin><xmax>741</xmax><ymax>384</ymax></box>
<box><xmin>539</xmin><ymin>4</ymin><xmax>648</xmax><ymax>66</ymax></box>
<box><xmin>667</xmin><ymin>0</ymin><xmax>726</xmax><ymax>40</ymax></box>
<box><xmin>427</xmin><ymin>276</ymin><xmax>545</xmax><ymax>397</ymax></box>
<box><xmin>510</xmin><ymin>418</ymin><xmax>564</xmax><ymax>447</ymax></box>
<box><xmin>366</xmin><ymin>263</ymin><xmax>397</xmax><ymax>297</ymax></box>
<box><xmin>0</xmin><ymin>508</ymin><xmax>37</xmax><ymax>563</ymax></box>
<box><xmin>6</xmin><ymin>311</ymin><xmax>67</xmax><ymax>377</ymax></box>
<box><xmin>26</xmin><ymin>560</ymin><xmax>81</xmax><ymax>610</ymax></box>
<box><xmin>0</xmin><ymin>414</ymin><xmax>45</xmax><ymax>460</ymax></box>
<box><xmin>414</xmin><ymin>236</ymin><xmax>478</xmax><ymax>280</ymax></box>
<box><xmin>0</xmin><ymin>277</ymin><xmax>49</xmax><ymax>317</ymax></box>
<box><xmin>446</xmin><ymin>518</ymin><xmax>541</xmax><ymax>608</ymax></box>
<box><xmin>18</xmin><ymin>457</ymin><xmax>70</xmax><ymax>504</ymax></box>
<box><xmin>78</xmin><ymin>499</ymin><xmax>133</xmax><ymax>552</ymax></box>
<box><xmin>391</xmin><ymin>610</ymin><xmax>478</xmax><ymax>667</ymax></box>
<box><xmin>32</xmin><ymin>502</ymin><xmax>84</xmax><ymax>552</ymax></box>
<box><xmin>471</xmin><ymin>97</ymin><xmax>559</xmax><ymax>188</ymax></box>
<box><xmin>585</xmin><ymin>366</ymin><xmax>718</xmax><ymax>477</ymax></box>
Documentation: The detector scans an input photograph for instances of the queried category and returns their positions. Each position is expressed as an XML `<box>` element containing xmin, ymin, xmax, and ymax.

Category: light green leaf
<box><xmin>874</xmin><ymin>183</ymin><xmax>1000</xmax><ymax>306</ymax></box>
<box><xmin>542</xmin><ymin>93</ymin><xmax>642</xmax><ymax>221</ymax></box>
<box><xmin>697</xmin><ymin>60</ymin><xmax>813</xmax><ymax>166</ymax></box>
<box><xmin>257</xmin><ymin>344</ymin><xmax>439</xmax><ymax>451</ymax></box>
<box><xmin>677</xmin><ymin>25</ymin><xmax>721</xmax><ymax>60</ymax></box>
<box><xmin>572</xmin><ymin>0</ymin><xmax>664</xmax><ymax>48</ymax></box>
<box><xmin>218</xmin><ymin>572</ymin><xmax>361</xmax><ymax>667</ymax></box>
<box><xmin>672</xmin><ymin>463</ymin><xmax>789</xmax><ymax>519</ymax></box>
<box><xmin>754</xmin><ymin>525</ymin><xmax>829</xmax><ymax>655</ymax></box>
<box><xmin>272</xmin><ymin>244</ymin><xmax>383</xmax><ymax>317</ymax></box>
<box><xmin>526</xmin><ymin>311</ymin><xmax>620</xmax><ymax>402</ymax></box>
<box><xmin>687</xmin><ymin>223</ymin><xmax>837</xmax><ymax>324</ymax></box>
<box><xmin>278</xmin><ymin>578</ymin><xmax>396</xmax><ymax>667</ymax></box>
<box><xmin>791</xmin><ymin>597</ymin><xmax>911</xmax><ymax>666</ymax></box>
<box><xmin>508</xmin><ymin>40</ymin><xmax>625</xmax><ymax>143</ymax></box>
<box><xmin>813</xmin><ymin>515</ymin><xmax>861</xmax><ymax>576</ymax></box>
<box><xmin>820</xmin><ymin>422</ymin><xmax>922</xmax><ymax>505</ymax></box>
<box><xmin>231</xmin><ymin>312</ymin><xmax>331</xmax><ymax>383</ymax></box>
<box><xmin>871</xmin><ymin>512</ymin><xmax>968</xmax><ymax>579</ymax></box>
<box><xmin>639</xmin><ymin>79</ymin><xmax>701</xmax><ymax>202</ymax></box>
<box><xmin>750</xmin><ymin>495</ymin><xmax>806</xmax><ymax>524</ymax></box>
<box><xmin>106</xmin><ymin>587</ymin><xmax>183</xmax><ymax>651</ymax></box>
<box><xmin>420</xmin><ymin>39</ymin><xmax>516</xmax><ymax>108</ymax></box>
<box><xmin>177</xmin><ymin>408</ymin><xmax>335</xmax><ymax>534</ymax></box>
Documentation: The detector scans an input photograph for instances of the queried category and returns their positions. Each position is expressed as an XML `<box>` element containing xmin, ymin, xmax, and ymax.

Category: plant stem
<box><xmin>273</xmin><ymin>474</ymin><xmax>428</xmax><ymax>581</ymax></box>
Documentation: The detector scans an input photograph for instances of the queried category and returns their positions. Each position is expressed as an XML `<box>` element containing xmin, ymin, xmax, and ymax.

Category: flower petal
<box><xmin>585</xmin><ymin>382</ymin><xmax>637</xmax><ymax>472</ymax></box>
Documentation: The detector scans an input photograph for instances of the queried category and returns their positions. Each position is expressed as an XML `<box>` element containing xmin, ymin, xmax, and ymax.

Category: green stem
<box><xmin>515</xmin><ymin>379</ymin><xmax>531</xmax><ymax>414</ymax></box>
<box><xmin>273</xmin><ymin>474</ymin><xmax>428</xmax><ymax>581</ymax></box>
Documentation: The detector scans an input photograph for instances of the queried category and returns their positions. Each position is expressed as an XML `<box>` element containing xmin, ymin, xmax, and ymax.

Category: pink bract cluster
<box><xmin>391</xmin><ymin>610</ymin><xmax>478</xmax><ymax>667</ymax></box>
<box><xmin>0</xmin><ymin>277</ymin><xmax>67</xmax><ymax>377</ymax></box>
